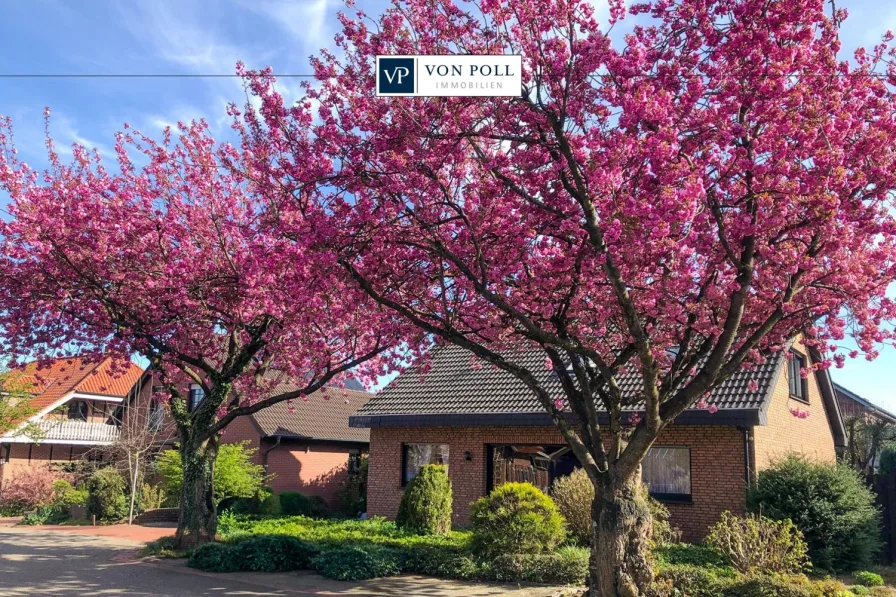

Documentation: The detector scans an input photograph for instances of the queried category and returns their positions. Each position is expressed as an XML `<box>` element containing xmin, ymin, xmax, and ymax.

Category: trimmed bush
<box><xmin>259</xmin><ymin>491</ymin><xmax>281</xmax><ymax>516</ymax></box>
<box><xmin>188</xmin><ymin>543</ymin><xmax>241</xmax><ymax>572</ymax></box>
<box><xmin>235</xmin><ymin>535</ymin><xmax>318</xmax><ymax>572</ymax></box>
<box><xmin>489</xmin><ymin>546</ymin><xmax>589</xmax><ymax>585</ymax></box>
<box><xmin>470</xmin><ymin>482</ymin><xmax>566</xmax><ymax>558</ymax></box>
<box><xmin>854</xmin><ymin>571</ymin><xmax>884</xmax><ymax>587</ymax></box>
<box><xmin>86</xmin><ymin>468</ymin><xmax>128</xmax><ymax>522</ymax></box>
<box><xmin>400</xmin><ymin>544</ymin><xmax>481</xmax><ymax>580</ymax></box>
<box><xmin>706</xmin><ymin>511</ymin><xmax>810</xmax><ymax>574</ymax></box>
<box><xmin>748</xmin><ymin>454</ymin><xmax>881</xmax><ymax>572</ymax></box>
<box><xmin>312</xmin><ymin>545</ymin><xmax>403</xmax><ymax>580</ymax></box>
<box><xmin>396</xmin><ymin>464</ymin><xmax>452</xmax><ymax>535</ymax></box>
<box><xmin>550</xmin><ymin>468</ymin><xmax>592</xmax><ymax>545</ymax></box>
<box><xmin>279</xmin><ymin>491</ymin><xmax>313</xmax><ymax>516</ymax></box>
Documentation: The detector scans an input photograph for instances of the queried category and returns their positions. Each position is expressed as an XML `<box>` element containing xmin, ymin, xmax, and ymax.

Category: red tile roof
<box><xmin>4</xmin><ymin>356</ymin><xmax>144</xmax><ymax>415</ymax></box>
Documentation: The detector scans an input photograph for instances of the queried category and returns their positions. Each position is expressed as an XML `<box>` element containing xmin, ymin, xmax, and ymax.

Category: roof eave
<box><xmin>350</xmin><ymin>408</ymin><xmax>764</xmax><ymax>429</ymax></box>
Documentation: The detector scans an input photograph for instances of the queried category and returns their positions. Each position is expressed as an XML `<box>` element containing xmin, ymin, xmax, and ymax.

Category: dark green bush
<box><xmin>312</xmin><ymin>545</ymin><xmax>403</xmax><ymax>580</ymax></box>
<box><xmin>396</xmin><ymin>464</ymin><xmax>452</xmax><ymax>535</ymax></box>
<box><xmin>654</xmin><ymin>543</ymin><xmax>733</xmax><ymax>572</ymax></box>
<box><xmin>309</xmin><ymin>495</ymin><xmax>329</xmax><ymax>518</ymax></box>
<box><xmin>279</xmin><ymin>491</ymin><xmax>312</xmax><ymax>516</ymax></box>
<box><xmin>400</xmin><ymin>544</ymin><xmax>481</xmax><ymax>580</ymax></box>
<box><xmin>470</xmin><ymin>482</ymin><xmax>565</xmax><ymax>557</ymax></box>
<box><xmin>337</xmin><ymin>457</ymin><xmax>368</xmax><ymax>517</ymax></box>
<box><xmin>488</xmin><ymin>546</ymin><xmax>589</xmax><ymax>585</ymax></box>
<box><xmin>234</xmin><ymin>535</ymin><xmax>318</xmax><ymax>572</ymax></box>
<box><xmin>854</xmin><ymin>571</ymin><xmax>885</xmax><ymax>587</ymax></box>
<box><xmin>259</xmin><ymin>491</ymin><xmax>281</xmax><ymax>516</ymax></box>
<box><xmin>187</xmin><ymin>543</ymin><xmax>241</xmax><ymax>572</ymax></box>
<box><xmin>86</xmin><ymin>468</ymin><xmax>128</xmax><ymax>522</ymax></box>
<box><xmin>706</xmin><ymin>512</ymin><xmax>809</xmax><ymax>574</ymax></box>
<box><xmin>879</xmin><ymin>447</ymin><xmax>896</xmax><ymax>475</ymax></box>
<box><xmin>748</xmin><ymin>454</ymin><xmax>881</xmax><ymax>572</ymax></box>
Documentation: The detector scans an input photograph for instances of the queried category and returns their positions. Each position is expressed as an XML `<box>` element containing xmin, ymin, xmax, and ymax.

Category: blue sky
<box><xmin>2</xmin><ymin>0</ymin><xmax>896</xmax><ymax>410</ymax></box>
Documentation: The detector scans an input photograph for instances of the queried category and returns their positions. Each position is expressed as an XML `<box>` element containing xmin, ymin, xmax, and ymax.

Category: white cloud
<box><xmin>240</xmin><ymin>0</ymin><xmax>333</xmax><ymax>50</ymax></box>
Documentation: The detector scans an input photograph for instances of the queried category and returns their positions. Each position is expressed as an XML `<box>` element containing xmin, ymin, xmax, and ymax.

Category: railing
<box><xmin>36</xmin><ymin>419</ymin><xmax>120</xmax><ymax>444</ymax></box>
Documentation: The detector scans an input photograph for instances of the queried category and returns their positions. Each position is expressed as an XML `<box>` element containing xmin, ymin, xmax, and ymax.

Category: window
<box><xmin>189</xmin><ymin>384</ymin><xmax>205</xmax><ymax>411</ymax></box>
<box><xmin>788</xmin><ymin>352</ymin><xmax>808</xmax><ymax>401</ymax></box>
<box><xmin>402</xmin><ymin>443</ymin><xmax>449</xmax><ymax>485</ymax></box>
<box><xmin>348</xmin><ymin>450</ymin><xmax>362</xmax><ymax>474</ymax></box>
<box><xmin>487</xmin><ymin>444</ymin><xmax>579</xmax><ymax>494</ymax></box>
<box><xmin>642</xmin><ymin>446</ymin><xmax>691</xmax><ymax>502</ymax></box>
<box><xmin>148</xmin><ymin>399</ymin><xmax>165</xmax><ymax>432</ymax></box>
<box><xmin>67</xmin><ymin>400</ymin><xmax>88</xmax><ymax>422</ymax></box>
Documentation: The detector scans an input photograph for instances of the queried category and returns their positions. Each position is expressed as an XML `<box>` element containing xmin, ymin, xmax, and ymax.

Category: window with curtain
<box><xmin>148</xmin><ymin>399</ymin><xmax>165</xmax><ymax>431</ymax></box>
<box><xmin>67</xmin><ymin>400</ymin><xmax>88</xmax><ymax>422</ymax></box>
<box><xmin>402</xmin><ymin>443</ymin><xmax>449</xmax><ymax>485</ymax></box>
<box><xmin>788</xmin><ymin>352</ymin><xmax>807</xmax><ymax>401</ymax></box>
<box><xmin>189</xmin><ymin>384</ymin><xmax>205</xmax><ymax>411</ymax></box>
<box><xmin>642</xmin><ymin>446</ymin><xmax>691</xmax><ymax>502</ymax></box>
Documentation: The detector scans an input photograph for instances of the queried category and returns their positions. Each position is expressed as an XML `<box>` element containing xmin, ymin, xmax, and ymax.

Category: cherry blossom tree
<box><xmin>0</xmin><ymin>116</ymin><xmax>407</xmax><ymax>548</ymax></box>
<box><xmin>237</xmin><ymin>0</ymin><xmax>896</xmax><ymax>593</ymax></box>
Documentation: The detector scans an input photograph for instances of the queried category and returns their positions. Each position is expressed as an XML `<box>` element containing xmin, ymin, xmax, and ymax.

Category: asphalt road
<box><xmin>0</xmin><ymin>526</ymin><xmax>558</xmax><ymax>597</ymax></box>
<box><xmin>0</xmin><ymin>526</ymin><xmax>294</xmax><ymax>596</ymax></box>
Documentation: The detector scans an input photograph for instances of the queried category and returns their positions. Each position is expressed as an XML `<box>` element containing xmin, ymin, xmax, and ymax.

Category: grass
<box><xmin>220</xmin><ymin>514</ymin><xmax>473</xmax><ymax>551</ymax></box>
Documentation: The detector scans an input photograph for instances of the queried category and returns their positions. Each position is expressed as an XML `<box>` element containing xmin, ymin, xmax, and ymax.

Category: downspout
<box><xmin>262</xmin><ymin>436</ymin><xmax>282</xmax><ymax>470</ymax></box>
<box><xmin>741</xmin><ymin>426</ymin><xmax>754</xmax><ymax>491</ymax></box>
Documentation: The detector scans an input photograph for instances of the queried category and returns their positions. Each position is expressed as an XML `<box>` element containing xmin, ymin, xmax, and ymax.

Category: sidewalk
<box><xmin>38</xmin><ymin>522</ymin><xmax>175</xmax><ymax>543</ymax></box>
<box><xmin>145</xmin><ymin>558</ymin><xmax>578</xmax><ymax>597</ymax></box>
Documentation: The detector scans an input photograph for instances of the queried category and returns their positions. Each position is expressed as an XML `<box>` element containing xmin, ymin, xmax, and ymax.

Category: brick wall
<box><xmin>367</xmin><ymin>424</ymin><xmax>746</xmax><ymax>542</ymax></box>
<box><xmin>751</xmin><ymin>342</ymin><xmax>837</xmax><ymax>473</ymax></box>
<box><xmin>265</xmin><ymin>440</ymin><xmax>362</xmax><ymax>507</ymax></box>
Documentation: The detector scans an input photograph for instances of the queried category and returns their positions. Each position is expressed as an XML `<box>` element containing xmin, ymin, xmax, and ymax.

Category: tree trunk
<box><xmin>589</xmin><ymin>474</ymin><xmax>654</xmax><ymax>597</ymax></box>
<box><xmin>128</xmin><ymin>455</ymin><xmax>139</xmax><ymax>525</ymax></box>
<box><xmin>174</xmin><ymin>436</ymin><xmax>218</xmax><ymax>549</ymax></box>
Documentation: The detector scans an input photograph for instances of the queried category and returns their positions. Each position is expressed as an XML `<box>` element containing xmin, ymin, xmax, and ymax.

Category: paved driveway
<box><xmin>0</xmin><ymin>526</ymin><xmax>566</xmax><ymax>597</ymax></box>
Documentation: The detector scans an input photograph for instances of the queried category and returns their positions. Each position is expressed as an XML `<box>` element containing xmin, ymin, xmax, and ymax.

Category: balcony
<box><xmin>36</xmin><ymin>419</ymin><xmax>121</xmax><ymax>444</ymax></box>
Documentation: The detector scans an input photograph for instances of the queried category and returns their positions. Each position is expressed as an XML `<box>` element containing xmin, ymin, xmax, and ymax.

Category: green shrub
<box><xmin>400</xmin><ymin>544</ymin><xmax>481</xmax><ymax>580</ymax></box>
<box><xmin>259</xmin><ymin>491</ymin><xmax>281</xmax><ymax>516</ymax></box>
<box><xmin>234</xmin><ymin>535</ymin><xmax>318</xmax><ymax>572</ymax></box>
<box><xmin>155</xmin><ymin>442</ymin><xmax>268</xmax><ymax>506</ymax></box>
<box><xmin>309</xmin><ymin>495</ymin><xmax>329</xmax><ymax>518</ymax></box>
<box><xmin>707</xmin><ymin>511</ymin><xmax>810</xmax><ymax>574</ymax></box>
<box><xmin>655</xmin><ymin>543</ymin><xmax>735</xmax><ymax>574</ymax></box>
<box><xmin>187</xmin><ymin>543</ymin><xmax>241</xmax><ymax>572</ymax></box>
<box><xmin>488</xmin><ymin>546</ymin><xmax>589</xmax><ymax>585</ymax></box>
<box><xmin>20</xmin><ymin>505</ymin><xmax>68</xmax><ymax>526</ymax></box>
<box><xmin>648</xmin><ymin>494</ymin><xmax>682</xmax><ymax>546</ymax></box>
<box><xmin>138</xmin><ymin>483</ymin><xmax>165</xmax><ymax>512</ymax></box>
<box><xmin>312</xmin><ymin>545</ymin><xmax>403</xmax><ymax>580</ymax></box>
<box><xmin>279</xmin><ymin>491</ymin><xmax>312</xmax><ymax>516</ymax></box>
<box><xmin>721</xmin><ymin>575</ymin><xmax>812</xmax><ymax>597</ymax></box>
<box><xmin>550</xmin><ymin>468</ymin><xmax>593</xmax><ymax>546</ymax></box>
<box><xmin>879</xmin><ymin>447</ymin><xmax>896</xmax><ymax>475</ymax></box>
<box><xmin>396</xmin><ymin>464</ymin><xmax>452</xmax><ymax>535</ymax></box>
<box><xmin>51</xmin><ymin>479</ymin><xmax>87</xmax><ymax>508</ymax></box>
<box><xmin>654</xmin><ymin>564</ymin><xmax>732</xmax><ymax>597</ymax></box>
<box><xmin>748</xmin><ymin>454</ymin><xmax>881</xmax><ymax>572</ymax></box>
<box><xmin>470</xmin><ymin>482</ymin><xmax>565</xmax><ymax>558</ymax></box>
<box><xmin>337</xmin><ymin>457</ymin><xmax>368</xmax><ymax>517</ymax></box>
<box><xmin>854</xmin><ymin>571</ymin><xmax>884</xmax><ymax>587</ymax></box>
<box><xmin>86</xmin><ymin>468</ymin><xmax>128</xmax><ymax>522</ymax></box>
<box><xmin>851</xmin><ymin>585</ymin><xmax>871</xmax><ymax>595</ymax></box>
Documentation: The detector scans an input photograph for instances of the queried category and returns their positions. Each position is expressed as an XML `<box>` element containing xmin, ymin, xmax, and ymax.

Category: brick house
<box><xmin>834</xmin><ymin>383</ymin><xmax>896</xmax><ymax>425</ymax></box>
<box><xmin>350</xmin><ymin>340</ymin><xmax>847</xmax><ymax>541</ymax></box>
<box><xmin>0</xmin><ymin>356</ymin><xmax>144</xmax><ymax>482</ymax></box>
<box><xmin>128</xmin><ymin>369</ymin><xmax>372</xmax><ymax>507</ymax></box>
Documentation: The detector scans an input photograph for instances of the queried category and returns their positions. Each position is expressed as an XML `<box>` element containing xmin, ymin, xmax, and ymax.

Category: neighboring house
<box><xmin>350</xmin><ymin>339</ymin><xmax>847</xmax><ymax>542</ymax></box>
<box><xmin>834</xmin><ymin>383</ymin><xmax>896</xmax><ymax>475</ymax></box>
<box><xmin>0</xmin><ymin>356</ymin><xmax>144</xmax><ymax>481</ymax></box>
<box><xmin>128</xmin><ymin>368</ymin><xmax>373</xmax><ymax>507</ymax></box>
<box><xmin>834</xmin><ymin>383</ymin><xmax>896</xmax><ymax>425</ymax></box>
